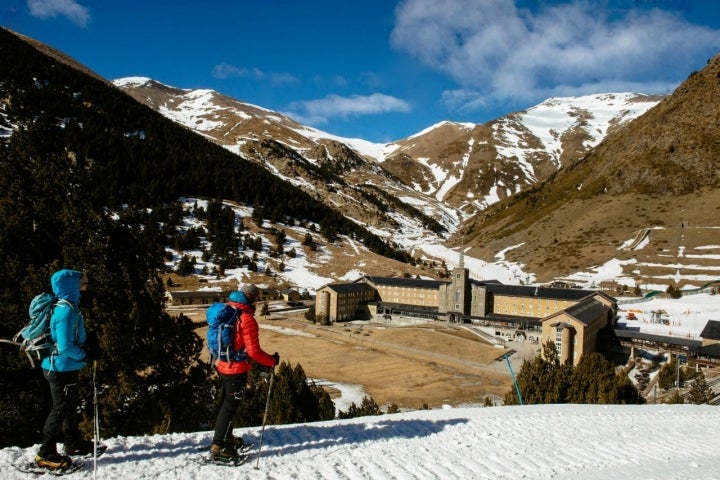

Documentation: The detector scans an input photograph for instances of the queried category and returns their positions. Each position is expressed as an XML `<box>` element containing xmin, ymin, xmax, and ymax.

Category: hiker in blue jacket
<box><xmin>36</xmin><ymin>269</ymin><xmax>99</xmax><ymax>471</ymax></box>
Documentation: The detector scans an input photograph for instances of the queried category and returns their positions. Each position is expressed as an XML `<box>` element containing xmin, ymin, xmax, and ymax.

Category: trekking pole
<box><xmin>93</xmin><ymin>361</ymin><xmax>99</xmax><ymax>480</ymax></box>
<box><xmin>254</xmin><ymin>370</ymin><xmax>275</xmax><ymax>470</ymax></box>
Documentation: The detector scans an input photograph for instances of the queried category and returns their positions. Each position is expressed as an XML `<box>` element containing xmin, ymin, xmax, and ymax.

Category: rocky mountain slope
<box><xmin>114</xmin><ymin>70</ymin><xmax>720</xmax><ymax>289</ymax></box>
<box><xmin>114</xmin><ymin>78</ymin><xmax>660</xmax><ymax>244</ymax></box>
<box><xmin>456</xmin><ymin>53</ymin><xmax>720</xmax><ymax>286</ymax></box>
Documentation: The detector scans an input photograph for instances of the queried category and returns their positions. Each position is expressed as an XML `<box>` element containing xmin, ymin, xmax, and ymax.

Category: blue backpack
<box><xmin>206</xmin><ymin>303</ymin><xmax>247</xmax><ymax>365</ymax></box>
<box><xmin>13</xmin><ymin>292</ymin><xmax>75</xmax><ymax>367</ymax></box>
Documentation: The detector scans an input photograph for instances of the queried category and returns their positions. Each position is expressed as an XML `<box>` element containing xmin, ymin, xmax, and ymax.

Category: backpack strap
<box><xmin>53</xmin><ymin>299</ymin><xmax>82</xmax><ymax>343</ymax></box>
<box><xmin>226</xmin><ymin>306</ymin><xmax>240</xmax><ymax>366</ymax></box>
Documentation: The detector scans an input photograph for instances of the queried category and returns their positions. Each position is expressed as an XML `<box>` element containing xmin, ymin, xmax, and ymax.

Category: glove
<box><xmin>272</xmin><ymin>352</ymin><xmax>280</xmax><ymax>366</ymax></box>
<box><xmin>84</xmin><ymin>331</ymin><xmax>101</xmax><ymax>361</ymax></box>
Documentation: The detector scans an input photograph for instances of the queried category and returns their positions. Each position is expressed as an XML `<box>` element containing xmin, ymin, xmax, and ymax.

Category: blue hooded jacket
<box><xmin>41</xmin><ymin>269</ymin><xmax>87</xmax><ymax>372</ymax></box>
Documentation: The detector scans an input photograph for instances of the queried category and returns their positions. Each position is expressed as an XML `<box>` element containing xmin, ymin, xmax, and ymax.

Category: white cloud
<box><xmin>285</xmin><ymin>93</ymin><xmax>412</xmax><ymax>125</ymax></box>
<box><xmin>27</xmin><ymin>0</ymin><xmax>90</xmax><ymax>27</ymax></box>
<box><xmin>211</xmin><ymin>62</ymin><xmax>297</xmax><ymax>85</ymax></box>
<box><xmin>392</xmin><ymin>0</ymin><xmax>720</xmax><ymax>109</ymax></box>
<box><xmin>440</xmin><ymin>88</ymin><xmax>488</xmax><ymax>111</ymax></box>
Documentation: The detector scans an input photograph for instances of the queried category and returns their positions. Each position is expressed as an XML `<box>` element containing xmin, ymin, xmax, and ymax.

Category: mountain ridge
<box><xmin>9</xmin><ymin>26</ymin><xmax>719</xmax><ymax>289</ymax></box>
<box><xmin>114</xmin><ymin>77</ymin><xmax>661</xmax><ymax>238</ymax></box>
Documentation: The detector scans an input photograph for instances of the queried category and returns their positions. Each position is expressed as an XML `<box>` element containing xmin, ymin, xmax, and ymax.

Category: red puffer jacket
<box><xmin>216</xmin><ymin>301</ymin><xmax>276</xmax><ymax>374</ymax></box>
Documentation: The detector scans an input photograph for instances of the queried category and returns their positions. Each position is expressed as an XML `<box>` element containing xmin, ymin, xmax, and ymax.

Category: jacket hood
<box><xmin>51</xmin><ymin>269</ymin><xmax>83</xmax><ymax>304</ymax></box>
<box><xmin>228</xmin><ymin>299</ymin><xmax>255</xmax><ymax>313</ymax></box>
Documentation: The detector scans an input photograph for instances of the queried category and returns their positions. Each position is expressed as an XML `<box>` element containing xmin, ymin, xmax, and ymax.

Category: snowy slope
<box><xmin>2</xmin><ymin>404</ymin><xmax>719</xmax><ymax>479</ymax></box>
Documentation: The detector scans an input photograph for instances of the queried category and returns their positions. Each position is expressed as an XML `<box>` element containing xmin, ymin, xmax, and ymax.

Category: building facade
<box><xmin>315</xmin><ymin>282</ymin><xmax>377</xmax><ymax>323</ymax></box>
<box><xmin>315</xmin><ymin>264</ymin><xmax>619</xmax><ymax>364</ymax></box>
<box><xmin>540</xmin><ymin>293</ymin><xmax>617</xmax><ymax>365</ymax></box>
<box><xmin>168</xmin><ymin>286</ymin><xmax>277</xmax><ymax>306</ymax></box>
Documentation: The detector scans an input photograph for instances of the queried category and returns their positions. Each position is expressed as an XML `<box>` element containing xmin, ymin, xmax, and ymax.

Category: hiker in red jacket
<box><xmin>210</xmin><ymin>284</ymin><xmax>279</xmax><ymax>463</ymax></box>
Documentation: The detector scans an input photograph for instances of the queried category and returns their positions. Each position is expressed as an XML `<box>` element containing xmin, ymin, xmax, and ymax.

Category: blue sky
<box><xmin>2</xmin><ymin>0</ymin><xmax>720</xmax><ymax>143</ymax></box>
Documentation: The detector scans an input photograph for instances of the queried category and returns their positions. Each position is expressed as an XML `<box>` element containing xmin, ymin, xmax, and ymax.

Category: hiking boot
<box><xmin>35</xmin><ymin>452</ymin><xmax>72</xmax><ymax>470</ymax></box>
<box><xmin>225</xmin><ymin>433</ymin><xmax>246</xmax><ymax>448</ymax></box>
<box><xmin>210</xmin><ymin>444</ymin><xmax>239</xmax><ymax>463</ymax></box>
<box><xmin>63</xmin><ymin>439</ymin><xmax>94</xmax><ymax>456</ymax></box>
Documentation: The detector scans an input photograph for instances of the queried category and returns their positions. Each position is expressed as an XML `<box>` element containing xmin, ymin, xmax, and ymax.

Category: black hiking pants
<box><xmin>212</xmin><ymin>372</ymin><xmax>247</xmax><ymax>446</ymax></box>
<box><xmin>39</xmin><ymin>369</ymin><xmax>82</xmax><ymax>456</ymax></box>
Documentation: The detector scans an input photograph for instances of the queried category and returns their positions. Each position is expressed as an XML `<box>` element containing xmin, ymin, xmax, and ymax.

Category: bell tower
<box><xmin>448</xmin><ymin>249</ymin><xmax>469</xmax><ymax>322</ymax></box>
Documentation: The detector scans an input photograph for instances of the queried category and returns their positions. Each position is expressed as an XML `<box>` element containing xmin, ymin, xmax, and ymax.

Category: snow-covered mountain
<box><xmin>92</xmin><ymin>64</ymin><xmax>720</xmax><ymax>291</ymax></box>
<box><xmin>114</xmin><ymin>77</ymin><xmax>661</xmax><ymax>236</ymax></box>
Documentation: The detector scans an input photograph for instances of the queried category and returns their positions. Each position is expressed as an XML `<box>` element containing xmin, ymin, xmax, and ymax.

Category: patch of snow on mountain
<box><xmin>434</xmin><ymin>173</ymin><xmax>461</xmax><ymax>201</ymax></box>
<box><xmin>156</xmin><ymin>89</ymin><xmax>226</xmax><ymax>132</ymax></box>
<box><xmin>407</xmin><ymin>120</ymin><xmax>475</xmax><ymax>140</ymax></box>
<box><xmin>292</xmin><ymin>125</ymin><xmax>399</xmax><ymax>162</ymax></box>
<box><xmin>520</xmin><ymin>93</ymin><xmax>659</xmax><ymax>162</ymax></box>
<box><xmin>492</xmin><ymin>119</ymin><xmax>540</xmax><ymax>182</ymax></box>
<box><xmin>492</xmin><ymin>93</ymin><xmax>660</xmax><ymax>173</ymax></box>
<box><xmin>479</xmin><ymin>185</ymin><xmax>502</xmax><ymax>208</ymax></box>
<box><xmin>414</xmin><ymin>156</ymin><xmax>451</xmax><ymax>196</ymax></box>
<box><xmin>112</xmin><ymin>76</ymin><xmax>155</xmax><ymax>87</ymax></box>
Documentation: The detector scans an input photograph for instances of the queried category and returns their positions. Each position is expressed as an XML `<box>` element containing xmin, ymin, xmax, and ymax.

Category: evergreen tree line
<box><xmin>0</xmin><ymin>27</ymin><xmax>411</xmax><ymax>265</ymax></box>
<box><xmin>0</xmin><ymin>28</ymin><xmax>397</xmax><ymax>447</ymax></box>
<box><xmin>503</xmin><ymin>342</ymin><xmax>646</xmax><ymax>405</ymax></box>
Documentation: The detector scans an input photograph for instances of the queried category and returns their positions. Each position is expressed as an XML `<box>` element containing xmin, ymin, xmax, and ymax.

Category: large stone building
<box><xmin>315</xmin><ymin>282</ymin><xmax>377</xmax><ymax>322</ymax></box>
<box><xmin>540</xmin><ymin>293</ymin><xmax>617</xmax><ymax>365</ymax></box>
<box><xmin>363</xmin><ymin>275</ymin><xmax>445</xmax><ymax>320</ymax></box>
<box><xmin>167</xmin><ymin>286</ymin><xmax>279</xmax><ymax>306</ymax></box>
<box><xmin>314</xmin><ymin>258</ymin><xmax>617</xmax><ymax>365</ymax></box>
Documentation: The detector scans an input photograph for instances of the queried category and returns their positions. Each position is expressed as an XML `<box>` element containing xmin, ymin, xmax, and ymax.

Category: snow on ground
<box><xmin>2</xmin><ymin>404</ymin><xmax>719</xmax><ymax>480</ymax></box>
<box><xmin>417</xmin><ymin>243</ymin><xmax>537</xmax><ymax>285</ymax></box>
<box><xmin>617</xmin><ymin>293</ymin><xmax>719</xmax><ymax>339</ymax></box>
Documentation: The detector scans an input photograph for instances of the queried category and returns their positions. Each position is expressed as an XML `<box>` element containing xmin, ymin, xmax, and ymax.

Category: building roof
<box><xmin>614</xmin><ymin>329</ymin><xmax>701</xmax><ymax>348</ymax></box>
<box><xmin>321</xmin><ymin>282</ymin><xmax>375</xmax><ymax>294</ymax></box>
<box><xmin>169</xmin><ymin>290</ymin><xmax>229</xmax><ymax>298</ymax></box>
<box><xmin>699</xmin><ymin>320</ymin><xmax>720</xmax><ymax>340</ymax></box>
<box><xmin>563</xmin><ymin>298</ymin><xmax>611</xmax><ymax>326</ymax></box>
<box><xmin>480</xmin><ymin>282</ymin><xmax>596</xmax><ymax>301</ymax></box>
<box><xmin>360</xmin><ymin>275</ymin><xmax>447</xmax><ymax>290</ymax></box>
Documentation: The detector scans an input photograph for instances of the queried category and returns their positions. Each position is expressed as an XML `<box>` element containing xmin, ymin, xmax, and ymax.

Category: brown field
<box><xmin>179</xmin><ymin>306</ymin><xmax>540</xmax><ymax>410</ymax></box>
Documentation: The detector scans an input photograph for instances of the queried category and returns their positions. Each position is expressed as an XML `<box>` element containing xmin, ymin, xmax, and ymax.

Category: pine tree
<box><xmin>687</xmin><ymin>372</ymin><xmax>714</xmax><ymax>404</ymax></box>
<box><xmin>665</xmin><ymin>391</ymin><xmax>684</xmax><ymax>404</ymax></box>
<box><xmin>233</xmin><ymin>363</ymin><xmax>334</xmax><ymax>428</ymax></box>
<box><xmin>503</xmin><ymin>342</ymin><xmax>644</xmax><ymax>406</ymax></box>
<box><xmin>337</xmin><ymin>396</ymin><xmax>383</xmax><ymax>419</ymax></box>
